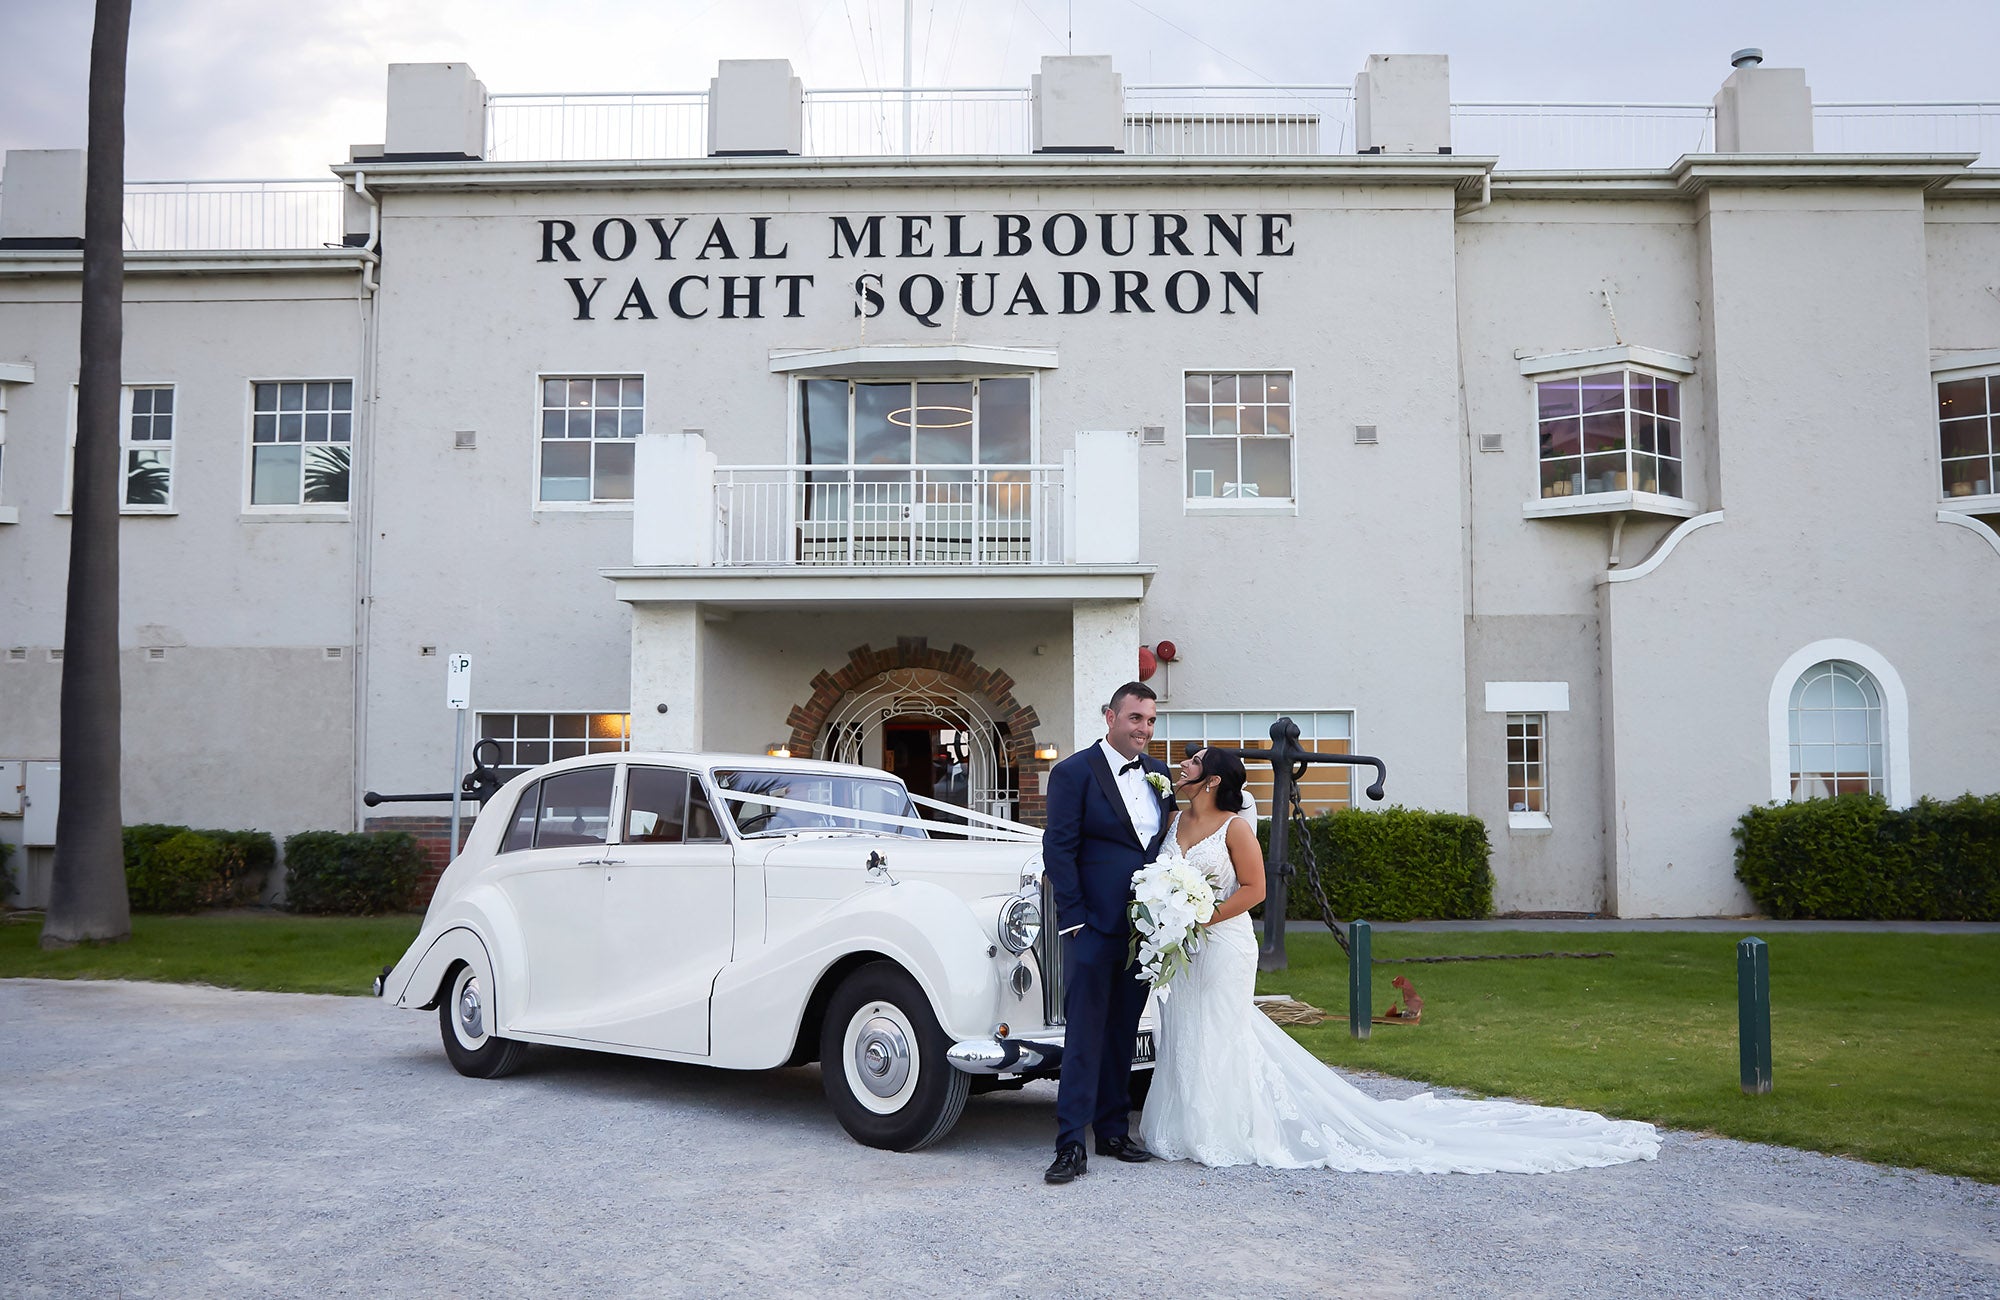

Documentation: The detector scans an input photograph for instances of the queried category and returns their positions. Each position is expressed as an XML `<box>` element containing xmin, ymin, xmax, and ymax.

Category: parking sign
<box><xmin>446</xmin><ymin>653</ymin><xmax>472</xmax><ymax>710</ymax></box>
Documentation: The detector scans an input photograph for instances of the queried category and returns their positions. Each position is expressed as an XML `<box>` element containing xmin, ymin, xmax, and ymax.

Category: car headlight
<box><xmin>999</xmin><ymin>893</ymin><xmax>1042</xmax><ymax>954</ymax></box>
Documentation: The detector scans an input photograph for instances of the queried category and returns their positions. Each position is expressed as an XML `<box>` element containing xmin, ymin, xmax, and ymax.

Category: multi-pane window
<box><xmin>540</xmin><ymin>376</ymin><xmax>643</xmax><ymax>503</ymax></box>
<box><xmin>1536</xmin><ymin>369</ymin><xmax>1682</xmax><ymax>501</ymax></box>
<box><xmin>122</xmin><ymin>385</ymin><xmax>174</xmax><ymax>508</ymax></box>
<box><xmin>251</xmin><ymin>380</ymin><xmax>352</xmax><ymax>507</ymax></box>
<box><xmin>1788</xmin><ymin>661</ymin><xmax>1884</xmax><ymax>799</ymax></box>
<box><xmin>1148</xmin><ymin>710</ymin><xmax>1352</xmax><ymax>814</ymax></box>
<box><xmin>798</xmin><ymin>376</ymin><xmax>1032</xmax><ymax>467</ymax></box>
<box><xmin>1506</xmin><ymin>714</ymin><xmax>1547</xmax><ymax>818</ymax></box>
<box><xmin>478</xmin><ymin>711</ymin><xmax>631</xmax><ymax>777</ymax></box>
<box><xmin>1937</xmin><ymin>372</ymin><xmax>1998</xmax><ymax>500</ymax></box>
<box><xmin>1185</xmin><ymin>371</ymin><xmax>1293</xmax><ymax>502</ymax></box>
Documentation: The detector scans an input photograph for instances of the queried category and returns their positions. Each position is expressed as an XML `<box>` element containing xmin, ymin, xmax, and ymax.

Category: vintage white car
<box><xmin>379</xmin><ymin>750</ymin><xmax>1155</xmax><ymax>1150</ymax></box>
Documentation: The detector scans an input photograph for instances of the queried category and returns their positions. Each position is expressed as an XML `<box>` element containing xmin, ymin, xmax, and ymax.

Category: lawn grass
<box><xmin>1259</xmin><ymin>929</ymin><xmax>2000</xmax><ymax>1184</ymax></box>
<box><xmin>0</xmin><ymin>910</ymin><xmax>421</xmax><ymax>996</ymax></box>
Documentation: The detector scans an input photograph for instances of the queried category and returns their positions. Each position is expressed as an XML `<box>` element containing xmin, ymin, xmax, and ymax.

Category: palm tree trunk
<box><xmin>42</xmin><ymin>0</ymin><xmax>134</xmax><ymax>947</ymax></box>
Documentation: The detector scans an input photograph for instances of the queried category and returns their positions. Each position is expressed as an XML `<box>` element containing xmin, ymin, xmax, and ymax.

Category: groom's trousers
<box><xmin>1055</xmin><ymin>924</ymin><xmax>1151</xmax><ymax>1150</ymax></box>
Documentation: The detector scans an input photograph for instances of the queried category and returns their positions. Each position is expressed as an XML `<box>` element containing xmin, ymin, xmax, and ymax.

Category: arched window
<box><xmin>1787</xmin><ymin>660</ymin><xmax>1885</xmax><ymax>799</ymax></box>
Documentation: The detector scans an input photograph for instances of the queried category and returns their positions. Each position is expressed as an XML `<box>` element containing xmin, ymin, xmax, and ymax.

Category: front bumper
<box><xmin>946</xmin><ymin>1028</ymin><xmax>1155</xmax><ymax>1075</ymax></box>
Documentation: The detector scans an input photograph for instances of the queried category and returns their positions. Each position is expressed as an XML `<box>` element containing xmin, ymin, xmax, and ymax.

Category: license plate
<box><xmin>1132</xmin><ymin>1031</ymin><xmax>1155</xmax><ymax>1064</ymax></box>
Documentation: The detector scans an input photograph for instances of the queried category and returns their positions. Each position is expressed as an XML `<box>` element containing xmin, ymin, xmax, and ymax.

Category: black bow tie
<box><xmin>1118</xmin><ymin>758</ymin><xmax>1145</xmax><ymax>775</ymax></box>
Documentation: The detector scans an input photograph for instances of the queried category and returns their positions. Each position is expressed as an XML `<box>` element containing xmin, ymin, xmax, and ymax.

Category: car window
<box><xmin>624</xmin><ymin>766</ymin><xmax>688</xmax><ymax>843</ymax></box>
<box><xmin>501</xmin><ymin>780</ymin><xmax>542</xmax><ymax>854</ymax></box>
<box><xmin>687</xmin><ymin>779</ymin><xmax>726</xmax><ymax>843</ymax></box>
<box><xmin>714</xmin><ymin>769</ymin><xmax>925</xmax><ymax>838</ymax></box>
<box><xmin>533</xmin><ymin>765</ymin><xmax>615</xmax><ymax>848</ymax></box>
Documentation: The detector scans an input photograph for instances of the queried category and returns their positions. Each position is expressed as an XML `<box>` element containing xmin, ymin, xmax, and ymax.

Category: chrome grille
<box><xmin>1037</xmin><ymin>875</ymin><xmax>1064</xmax><ymax>1026</ymax></box>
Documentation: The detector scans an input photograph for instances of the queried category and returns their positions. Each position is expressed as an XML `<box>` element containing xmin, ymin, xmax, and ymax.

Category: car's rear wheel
<box><xmin>439</xmin><ymin>963</ymin><xmax>529</xmax><ymax>1079</ymax></box>
<box><xmin>819</xmin><ymin>961</ymin><xmax>970</xmax><ymax>1152</ymax></box>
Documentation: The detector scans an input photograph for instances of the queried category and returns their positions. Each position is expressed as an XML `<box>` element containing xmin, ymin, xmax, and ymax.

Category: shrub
<box><xmin>124</xmin><ymin>823</ymin><xmax>275</xmax><ymax>909</ymax></box>
<box><xmin>1254</xmin><ymin>806</ymin><xmax>1493</xmax><ymax>922</ymax></box>
<box><xmin>1735</xmin><ymin>793</ymin><xmax>2000</xmax><ymax>921</ymax></box>
<box><xmin>284</xmin><ymin>830</ymin><xmax>425</xmax><ymax>915</ymax></box>
<box><xmin>0</xmin><ymin>838</ymin><xmax>14</xmax><ymax>904</ymax></box>
<box><xmin>128</xmin><ymin>830</ymin><xmax>225</xmax><ymax>913</ymax></box>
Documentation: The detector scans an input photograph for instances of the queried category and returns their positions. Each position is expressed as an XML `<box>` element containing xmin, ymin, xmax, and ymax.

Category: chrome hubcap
<box><xmin>853</xmin><ymin>1013</ymin><xmax>911</xmax><ymax>1098</ymax></box>
<box><xmin>457</xmin><ymin>978</ymin><xmax>484</xmax><ymax>1040</ymax></box>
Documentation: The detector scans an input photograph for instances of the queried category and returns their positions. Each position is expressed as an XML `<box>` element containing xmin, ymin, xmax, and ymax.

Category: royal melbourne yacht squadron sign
<box><xmin>538</xmin><ymin>210</ymin><xmax>1296</xmax><ymax>325</ymax></box>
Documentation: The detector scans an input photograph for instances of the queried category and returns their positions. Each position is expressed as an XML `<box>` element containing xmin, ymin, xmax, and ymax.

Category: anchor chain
<box><xmin>1282</xmin><ymin>757</ymin><xmax>1351</xmax><ymax>957</ymax></box>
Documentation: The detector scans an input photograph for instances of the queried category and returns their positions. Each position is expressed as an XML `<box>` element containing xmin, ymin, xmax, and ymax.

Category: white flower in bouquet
<box><xmin>1127</xmin><ymin>859</ymin><xmax>1218</xmax><ymax>988</ymax></box>
<box><xmin>1144</xmin><ymin>771</ymin><xmax>1173</xmax><ymax>799</ymax></box>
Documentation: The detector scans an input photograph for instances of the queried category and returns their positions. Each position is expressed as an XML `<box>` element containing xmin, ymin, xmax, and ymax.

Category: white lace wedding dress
<box><xmin>1137</xmin><ymin>813</ymin><xmax>1661</xmax><ymax>1173</ymax></box>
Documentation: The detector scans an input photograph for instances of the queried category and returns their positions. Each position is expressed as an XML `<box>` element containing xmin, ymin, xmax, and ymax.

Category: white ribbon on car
<box><xmin>714</xmin><ymin>787</ymin><xmax>1043</xmax><ymax>842</ymax></box>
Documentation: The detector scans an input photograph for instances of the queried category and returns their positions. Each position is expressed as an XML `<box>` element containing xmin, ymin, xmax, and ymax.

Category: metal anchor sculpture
<box><xmin>1195</xmin><ymin>716</ymin><xmax>1387</xmax><ymax>973</ymax></box>
<box><xmin>362</xmin><ymin>737</ymin><xmax>508</xmax><ymax>810</ymax></box>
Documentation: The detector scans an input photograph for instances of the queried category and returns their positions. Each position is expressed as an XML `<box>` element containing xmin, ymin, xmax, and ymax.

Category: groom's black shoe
<box><xmin>1094</xmin><ymin>1135</ymin><xmax>1157</xmax><ymax>1163</ymax></box>
<box><xmin>1044</xmin><ymin>1143</ymin><xmax>1088</xmax><ymax>1184</ymax></box>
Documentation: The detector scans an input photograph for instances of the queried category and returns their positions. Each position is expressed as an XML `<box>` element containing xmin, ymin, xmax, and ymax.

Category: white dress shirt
<box><xmin>1098</xmin><ymin>738</ymin><xmax>1161</xmax><ymax>844</ymax></box>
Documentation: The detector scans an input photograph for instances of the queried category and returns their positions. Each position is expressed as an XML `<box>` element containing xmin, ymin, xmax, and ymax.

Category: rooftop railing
<box><xmin>8</xmin><ymin>91</ymin><xmax>1991</xmax><ymax>255</ymax></box>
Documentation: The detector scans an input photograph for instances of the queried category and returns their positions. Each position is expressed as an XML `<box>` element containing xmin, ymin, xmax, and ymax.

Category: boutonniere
<box><xmin>1145</xmin><ymin>771</ymin><xmax>1173</xmax><ymax>799</ymax></box>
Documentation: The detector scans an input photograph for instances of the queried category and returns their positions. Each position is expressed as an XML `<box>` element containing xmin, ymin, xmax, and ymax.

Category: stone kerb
<box><xmin>784</xmin><ymin>637</ymin><xmax>1050</xmax><ymax>825</ymax></box>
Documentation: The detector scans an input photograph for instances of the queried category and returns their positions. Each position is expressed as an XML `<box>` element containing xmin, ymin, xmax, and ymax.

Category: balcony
<box><xmin>608</xmin><ymin>431</ymin><xmax>1149</xmax><ymax>610</ymax></box>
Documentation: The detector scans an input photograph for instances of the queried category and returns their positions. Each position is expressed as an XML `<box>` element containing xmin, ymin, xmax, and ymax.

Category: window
<box><xmin>539</xmin><ymin>376</ymin><xmax>642</xmax><ymax>503</ymax></box>
<box><xmin>500</xmin><ymin>765</ymin><xmax>616</xmax><ymax>853</ymax></box>
<box><xmin>624</xmin><ymin>766</ymin><xmax>726</xmax><ymax>843</ymax></box>
<box><xmin>1148</xmin><ymin>710</ymin><xmax>1353</xmax><ymax>814</ymax></box>
<box><xmin>1536</xmin><ymin>368</ymin><xmax>1681</xmax><ymax>501</ymax></box>
<box><xmin>64</xmin><ymin>384</ymin><xmax>178</xmax><ymax>512</ymax></box>
<box><xmin>1788</xmin><ymin>661</ymin><xmax>1883</xmax><ymax>799</ymax></box>
<box><xmin>792</xmin><ymin>375</ymin><xmax>1041</xmax><ymax>563</ymax></box>
<box><xmin>1506</xmin><ymin>713</ymin><xmax>1547</xmax><ymax>826</ymax></box>
<box><xmin>478</xmin><ymin>711</ymin><xmax>631</xmax><ymax>778</ymax></box>
<box><xmin>250</xmin><ymin>380</ymin><xmax>352</xmax><ymax>507</ymax></box>
<box><xmin>1184</xmin><ymin>371</ymin><xmax>1293</xmax><ymax>503</ymax></box>
<box><xmin>1937</xmin><ymin>372</ymin><xmax>1997</xmax><ymax>501</ymax></box>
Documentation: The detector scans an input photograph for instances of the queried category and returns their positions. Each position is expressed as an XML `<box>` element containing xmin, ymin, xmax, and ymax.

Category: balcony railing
<box><xmin>713</xmin><ymin>464</ymin><xmax>1064</xmax><ymax>567</ymax></box>
<box><xmin>121</xmin><ymin>180</ymin><xmax>346</xmax><ymax>251</ymax></box>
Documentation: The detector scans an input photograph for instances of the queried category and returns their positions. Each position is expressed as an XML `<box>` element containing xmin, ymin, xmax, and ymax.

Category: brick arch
<box><xmin>784</xmin><ymin>636</ymin><xmax>1049</xmax><ymax>825</ymax></box>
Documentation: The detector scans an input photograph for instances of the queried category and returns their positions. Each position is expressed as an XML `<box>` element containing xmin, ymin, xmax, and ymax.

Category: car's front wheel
<box><xmin>439</xmin><ymin>962</ymin><xmax>529</xmax><ymax>1079</ymax></box>
<box><xmin>819</xmin><ymin>961</ymin><xmax>970</xmax><ymax>1152</ymax></box>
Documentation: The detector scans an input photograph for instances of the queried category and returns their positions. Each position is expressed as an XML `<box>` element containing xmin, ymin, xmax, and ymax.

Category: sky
<box><xmin>1</xmin><ymin>0</ymin><xmax>1995</xmax><ymax>178</ymax></box>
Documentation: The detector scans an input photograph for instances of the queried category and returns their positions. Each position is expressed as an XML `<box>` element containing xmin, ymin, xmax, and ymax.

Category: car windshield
<box><xmin>713</xmin><ymin>769</ymin><xmax>927</xmax><ymax>839</ymax></box>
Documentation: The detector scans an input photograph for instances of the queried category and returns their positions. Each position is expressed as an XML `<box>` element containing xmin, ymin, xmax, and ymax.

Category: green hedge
<box><xmin>284</xmin><ymin>830</ymin><xmax>425</xmax><ymax>915</ymax></box>
<box><xmin>0</xmin><ymin>838</ymin><xmax>14</xmax><ymax>904</ymax></box>
<box><xmin>123</xmin><ymin>824</ymin><xmax>277</xmax><ymax>913</ymax></box>
<box><xmin>1734</xmin><ymin>793</ymin><xmax>2000</xmax><ymax>920</ymax></box>
<box><xmin>1254</xmin><ymin>806</ymin><xmax>1493</xmax><ymax>922</ymax></box>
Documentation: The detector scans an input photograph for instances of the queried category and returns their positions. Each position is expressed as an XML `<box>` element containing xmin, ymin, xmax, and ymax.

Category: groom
<box><xmin>1040</xmin><ymin>680</ymin><xmax>1175</xmax><ymax>1184</ymax></box>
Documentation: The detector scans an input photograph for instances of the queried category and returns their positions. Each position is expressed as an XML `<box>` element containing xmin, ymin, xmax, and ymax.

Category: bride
<box><xmin>1136</xmin><ymin>747</ymin><xmax>1661</xmax><ymax>1173</ymax></box>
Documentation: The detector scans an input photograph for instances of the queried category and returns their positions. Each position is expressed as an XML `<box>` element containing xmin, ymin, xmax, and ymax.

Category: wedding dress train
<box><xmin>1137</xmin><ymin>815</ymin><xmax>1661</xmax><ymax>1173</ymax></box>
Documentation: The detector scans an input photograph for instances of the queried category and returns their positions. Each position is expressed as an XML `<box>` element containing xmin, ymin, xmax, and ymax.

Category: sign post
<box><xmin>446</xmin><ymin>654</ymin><xmax>472</xmax><ymax>857</ymax></box>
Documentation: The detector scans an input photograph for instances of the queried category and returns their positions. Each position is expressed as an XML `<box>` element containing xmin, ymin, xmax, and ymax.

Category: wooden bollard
<box><xmin>1738</xmin><ymin>936</ymin><xmax>1772</xmax><ymax>1095</ymax></box>
<box><xmin>1349</xmin><ymin>919</ymin><xmax>1372</xmax><ymax>1041</ymax></box>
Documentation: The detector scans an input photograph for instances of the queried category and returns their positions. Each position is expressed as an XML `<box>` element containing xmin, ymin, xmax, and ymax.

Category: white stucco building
<box><xmin>2</xmin><ymin>53</ymin><xmax>1995</xmax><ymax>915</ymax></box>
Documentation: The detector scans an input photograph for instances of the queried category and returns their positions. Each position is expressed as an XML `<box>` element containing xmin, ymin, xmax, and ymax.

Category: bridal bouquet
<box><xmin>1128</xmin><ymin>858</ymin><xmax>1218</xmax><ymax>988</ymax></box>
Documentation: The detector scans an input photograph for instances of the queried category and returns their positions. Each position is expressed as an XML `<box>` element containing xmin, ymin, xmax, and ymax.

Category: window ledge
<box><xmin>55</xmin><ymin>508</ymin><xmax>180</xmax><ymax>518</ymax></box>
<box><xmin>238</xmin><ymin>510</ymin><xmax>351</xmax><ymax>523</ymax></box>
<box><xmin>0</xmin><ymin>506</ymin><xmax>17</xmax><ymax>525</ymax></box>
<box><xmin>1940</xmin><ymin>491</ymin><xmax>2000</xmax><ymax>514</ymax></box>
<box><xmin>1184</xmin><ymin>498</ymin><xmax>1297</xmax><ymax>517</ymax></box>
<box><xmin>1508</xmin><ymin>811</ymin><xmax>1553</xmax><ymax>833</ymax></box>
<box><xmin>535</xmin><ymin>502</ymin><xmax>635</xmax><ymax>515</ymax></box>
<box><xmin>1523</xmin><ymin>490</ymin><xmax>1700</xmax><ymax>521</ymax></box>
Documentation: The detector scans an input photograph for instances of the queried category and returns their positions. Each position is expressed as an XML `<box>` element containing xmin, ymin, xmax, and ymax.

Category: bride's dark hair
<box><xmin>1193</xmin><ymin>746</ymin><xmax>1248</xmax><ymax>813</ymax></box>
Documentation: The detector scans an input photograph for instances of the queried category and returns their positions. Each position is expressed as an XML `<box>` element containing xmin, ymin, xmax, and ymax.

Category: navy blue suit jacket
<box><xmin>1042</xmin><ymin>745</ymin><xmax>1176</xmax><ymax>937</ymax></box>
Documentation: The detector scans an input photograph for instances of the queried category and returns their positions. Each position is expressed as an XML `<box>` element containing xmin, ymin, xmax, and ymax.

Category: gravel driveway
<box><xmin>3</xmin><ymin>978</ymin><xmax>1994</xmax><ymax>1298</ymax></box>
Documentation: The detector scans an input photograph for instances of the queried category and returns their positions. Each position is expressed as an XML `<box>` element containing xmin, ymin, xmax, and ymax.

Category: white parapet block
<box><xmin>1713</xmin><ymin>66</ymin><xmax>1814</xmax><ymax>153</ymax></box>
<box><xmin>1067</xmin><ymin>429</ymin><xmax>1141</xmax><ymax>564</ymax></box>
<box><xmin>0</xmin><ymin>150</ymin><xmax>86</xmax><ymax>247</ymax></box>
<box><xmin>634</xmin><ymin>431</ymin><xmax>717</xmax><ymax>567</ymax></box>
<box><xmin>1353</xmin><ymin>54</ymin><xmax>1451</xmax><ymax>155</ymax></box>
<box><xmin>385</xmin><ymin>63</ymin><xmax>487</xmax><ymax>160</ymax></box>
<box><xmin>1071</xmin><ymin>599</ymin><xmax>1142</xmax><ymax>752</ymax></box>
<box><xmin>708</xmin><ymin>59</ymin><xmax>804</xmax><ymax>156</ymax></box>
<box><xmin>1032</xmin><ymin>55</ymin><xmax>1124</xmax><ymax>153</ymax></box>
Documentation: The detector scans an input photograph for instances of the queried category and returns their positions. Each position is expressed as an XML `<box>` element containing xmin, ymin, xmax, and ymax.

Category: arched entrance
<box><xmin>784</xmin><ymin>638</ymin><xmax>1049</xmax><ymax>825</ymax></box>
